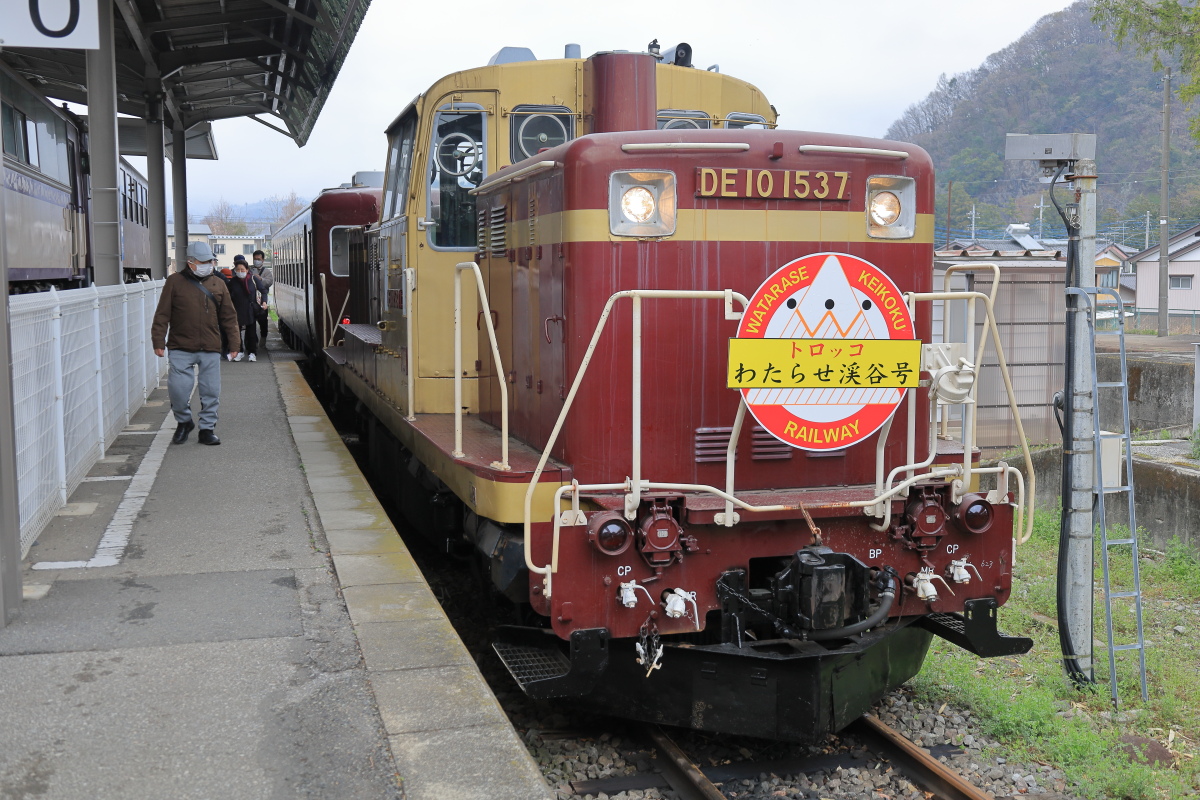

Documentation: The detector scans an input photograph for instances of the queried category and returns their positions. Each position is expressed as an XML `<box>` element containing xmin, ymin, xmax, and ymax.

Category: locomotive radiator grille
<box><xmin>694</xmin><ymin>426</ymin><xmax>794</xmax><ymax>462</ymax></box>
<box><xmin>493</xmin><ymin>641</ymin><xmax>571</xmax><ymax>683</ymax></box>
<box><xmin>489</xmin><ymin>206</ymin><xmax>507</xmax><ymax>257</ymax></box>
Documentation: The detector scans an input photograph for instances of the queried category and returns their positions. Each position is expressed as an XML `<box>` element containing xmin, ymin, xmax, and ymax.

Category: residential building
<box><xmin>208</xmin><ymin>234</ymin><xmax>270</xmax><ymax>267</ymax></box>
<box><xmin>1126</xmin><ymin>223</ymin><xmax>1200</xmax><ymax>316</ymax></box>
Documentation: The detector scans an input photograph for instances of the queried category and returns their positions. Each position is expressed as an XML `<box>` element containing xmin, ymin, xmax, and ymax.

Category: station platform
<box><xmin>0</xmin><ymin>334</ymin><xmax>552</xmax><ymax>800</ymax></box>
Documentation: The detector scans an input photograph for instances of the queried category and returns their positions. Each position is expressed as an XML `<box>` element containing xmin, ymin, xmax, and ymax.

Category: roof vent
<box><xmin>487</xmin><ymin>47</ymin><xmax>537</xmax><ymax>66</ymax></box>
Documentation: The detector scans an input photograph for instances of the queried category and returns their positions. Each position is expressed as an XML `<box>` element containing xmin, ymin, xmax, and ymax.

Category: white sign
<box><xmin>0</xmin><ymin>0</ymin><xmax>99</xmax><ymax>49</ymax></box>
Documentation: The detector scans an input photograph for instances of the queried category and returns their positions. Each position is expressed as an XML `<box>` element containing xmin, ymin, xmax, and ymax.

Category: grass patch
<box><xmin>912</xmin><ymin>508</ymin><xmax>1200</xmax><ymax>798</ymax></box>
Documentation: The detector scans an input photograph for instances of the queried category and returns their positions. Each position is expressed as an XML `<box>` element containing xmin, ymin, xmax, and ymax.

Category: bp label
<box><xmin>731</xmin><ymin>253</ymin><xmax>918</xmax><ymax>451</ymax></box>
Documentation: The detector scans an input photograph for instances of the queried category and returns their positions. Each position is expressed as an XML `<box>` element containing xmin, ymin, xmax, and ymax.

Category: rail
<box><xmin>8</xmin><ymin>281</ymin><xmax>167</xmax><ymax>555</ymax></box>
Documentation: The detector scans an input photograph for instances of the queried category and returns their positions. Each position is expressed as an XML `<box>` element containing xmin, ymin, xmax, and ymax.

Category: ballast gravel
<box><xmin>504</xmin><ymin>689</ymin><xmax>1083</xmax><ymax>800</ymax></box>
<box><xmin>414</xmin><ymin>550</ymin><xmax>1081</xmax><ymax>800</ymax></box>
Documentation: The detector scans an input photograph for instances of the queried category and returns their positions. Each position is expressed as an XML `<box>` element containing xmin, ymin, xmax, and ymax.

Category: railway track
<box><xmin>567</xmin><ymin>716</ymin><xmax>991</xmax><ymax>800</ymax></box>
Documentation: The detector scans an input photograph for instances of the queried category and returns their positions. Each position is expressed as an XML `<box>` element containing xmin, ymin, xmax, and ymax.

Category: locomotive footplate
<box><xmin>493</xmin><ymin>619</ymin><xmax>933</xmax><ymax>742</ymax></box>
<box><xmin>919</xmin><ymin>597</ymin><xmax>1033</xmax><ymax>657</ymax></box>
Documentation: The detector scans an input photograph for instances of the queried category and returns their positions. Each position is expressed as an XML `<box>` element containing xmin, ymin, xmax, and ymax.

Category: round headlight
<box><xmin>953</xmin><ymin>494</ymin><xmax>994</xmax><ymax>534</ymax></box>
<box><xmin>621</xmin><ymin>185</ymin><xmax>656</xmax><ymax>223</ymax></box>
<box><xmin>869</xmin><ymin>191</ymin><xmax>901</xmax><ymax>226</ymax></box>
<box><xmin>587</xmin><ymin>512</ymin><xmax>634</xmax><ymax>555</ymax></box>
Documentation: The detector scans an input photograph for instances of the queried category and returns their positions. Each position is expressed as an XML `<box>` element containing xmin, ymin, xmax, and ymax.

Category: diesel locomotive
<box><xmin>323</xmin><ymin>44</ymin><xmax>1036</xmax><ymax>741</ymax></box>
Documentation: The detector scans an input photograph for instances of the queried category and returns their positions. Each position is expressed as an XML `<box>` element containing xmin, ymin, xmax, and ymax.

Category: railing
<box><xmin>8</xmin><ymin>281</ymin><xmax>167</xmax><ymax>556</ymax></box>
<box><xmin>444</xmin><ymin>264</ymin><xmax>1035</xmax><ymax>599</ymax></box>
<box><xmin>519</xmin><ymin>285</ymin><xmax>1035</xmax><ymax>598</ymax></box>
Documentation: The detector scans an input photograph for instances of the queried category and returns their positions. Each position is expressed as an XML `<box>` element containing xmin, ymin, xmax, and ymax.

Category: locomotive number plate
<box><xmin>696</xmin><ymin>168</ymin><xmax>850</xmax><ymax>200</ymax></box>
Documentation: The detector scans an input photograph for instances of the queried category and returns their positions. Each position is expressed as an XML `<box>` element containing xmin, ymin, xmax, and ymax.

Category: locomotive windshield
<box><xmin>427</xmin><ymin>109</ymin><xmax>485</xmax><ymax>249</ymax></box>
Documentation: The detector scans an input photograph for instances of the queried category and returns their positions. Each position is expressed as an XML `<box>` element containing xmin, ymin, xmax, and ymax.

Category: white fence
<box><xmin>8</xmin><ymin>281</ymin><xmax>167</xmax><ymax>555</ymax></box>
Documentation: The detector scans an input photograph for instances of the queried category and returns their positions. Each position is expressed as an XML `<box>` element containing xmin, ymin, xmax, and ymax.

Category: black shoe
<box><xmin>198</xmin><ymin>429</ymin><xmax>220</xmax><ymax>446</ymax></box>
<box><xmin>172</xmin><ymin>421</ymin><xmax>195</xmax><ymax>444</ymax></box>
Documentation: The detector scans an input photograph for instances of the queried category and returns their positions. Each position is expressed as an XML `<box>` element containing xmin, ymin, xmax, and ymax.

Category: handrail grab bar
<box><xmin>452</xmin><ymin>261</ymin><xmax>510</xmax><ymax>471</ymax></box>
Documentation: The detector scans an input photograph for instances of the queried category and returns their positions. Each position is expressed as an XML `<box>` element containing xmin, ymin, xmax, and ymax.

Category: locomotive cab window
<box><xmin>657</xmin><ymin>109</ymin><xmax>711</xmax><ymax>130</ymax></box>
<box><xmin>382</xmin><ymin>111</ymin><xmax>418</xmax><ymax>220</ymax></box>
<box><xmin>725</xmin><ymin>112</ymin><xmax>768</xmax><ymax>129</ymax></box>
<box><xmin>509</xmin><ymin>105</ymin><xmax>573</xmax><ymax>164</ymax></box>
<box><xmin>427</xmin><ymin>107</ymin><xmax>485</xmax><ymax>250</ymax></box>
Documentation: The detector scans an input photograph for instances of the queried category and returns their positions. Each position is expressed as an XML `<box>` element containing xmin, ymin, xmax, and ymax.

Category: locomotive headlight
<box><xmin>587</xmin><ymin>511</ymin><xmax>634</xmax><ymax>555</ymax></box>
<box><xmin>952</xmin><ymin>493</ymin><xmax>994</xmax><ymax>534</ymax></box>
<box><xmin>866</xmin><ymin>175</ymin><xmax>916</xmax><ymax>239</ymax></box>
<box><xmin>869</xmin><ymin>191</ymin><xmax>901</xmax><ymax>226</ymax></box>
<box><xmin>621</xmin><ymin>186</ymin><xmax>656</xmax><ymax>223</ymax></box>
<box><xmin>609</xmin><ymin>171</ymin><xmax>677</xmax><ymax>237</ymax></box>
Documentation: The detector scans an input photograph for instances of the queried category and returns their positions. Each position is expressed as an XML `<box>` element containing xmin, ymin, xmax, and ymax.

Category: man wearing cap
<box><xmin>151</xmin><ymin>241</ymin><xmax>240</xmax><ymax>445</ymax></box>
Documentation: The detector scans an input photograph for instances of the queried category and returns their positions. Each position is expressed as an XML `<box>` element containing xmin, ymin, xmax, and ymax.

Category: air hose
<box><xmin>809</xmin><ymin>568</ymin><xmax>898</xmax><ymax>641</ymax></box>
<box><xmin>1049</xmin><ymin>164</ymin><xmax>1093</xmax><ymax>687</ymax></box>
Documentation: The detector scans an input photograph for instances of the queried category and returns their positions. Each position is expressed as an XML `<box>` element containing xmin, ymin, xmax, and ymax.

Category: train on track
<box><xmin>274</xmin><ymin>172</ymin><xmax>382</xmax><ymax>354</ymax></box>
<box><xmin>2</xmin><ymin>60</ymin><xmax>153</xmax><ymax>291</ymax></box>
<box><xmin>299</xmin><ymin>43</ymin><xmax>1037</xmax><ymax>742</ymax></box>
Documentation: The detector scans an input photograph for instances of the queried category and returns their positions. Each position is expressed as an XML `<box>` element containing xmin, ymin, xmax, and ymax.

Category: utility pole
<box><xmin>1036</xmin><ymin>196</ymin><xmax>1051</xmax><ymax>240</ymax></box>
<box><xmin>1146</xmin><ymin>210</ymin><xmax>1151</xmax><ymax>251</ymax></box>
<box><xmin>969</xmin><ymin>204</ymin><xmax>978</xmax><ymax>242</ymax></box>
<box><xmin>1159</xmin><ymin>67</ymin><xmax>1172</xmax><ymax>337</ymax></box>
<box><xmin>945</xmin><ymin>181</ymin><xmax>954</xmax><ymax>248</ymax></box>
<box><xmin>1071</xmin><ymin>155</ymin><xmax>1099</xmax><ymax>681</ymax></box>
<box><xmin>1004</xmin><ymin>132</ymin><xmax>1099</xmax><ymax>685</ymax></box>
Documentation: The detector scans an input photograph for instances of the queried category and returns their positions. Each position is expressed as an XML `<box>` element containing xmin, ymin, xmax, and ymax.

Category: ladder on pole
<box><xmin>1068</xmin><ymin>287</ymin><xmax>1149</xmax><ymax>707</ymax></box>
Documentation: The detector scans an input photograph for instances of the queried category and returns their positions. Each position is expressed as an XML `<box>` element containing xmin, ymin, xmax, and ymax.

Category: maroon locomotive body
<box><xmin>329</xmin><ymin>49</ymin><xmax>1032</xmax><ymax>742</ymax></box>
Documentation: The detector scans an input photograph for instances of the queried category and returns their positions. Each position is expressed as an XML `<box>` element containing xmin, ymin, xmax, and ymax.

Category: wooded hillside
<box><xmin>886</xmin><ymin>1</ymin><xmax>1200</xmax><ymax>245</ymax></box>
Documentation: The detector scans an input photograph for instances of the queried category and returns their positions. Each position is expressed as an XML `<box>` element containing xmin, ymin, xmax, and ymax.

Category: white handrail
<box><xmin>452</xmin><ymin>261</ymin><xmax>510</xmax><ymax>470</ymax></box>
<box><xmin>522</xmin><ymin>289</ymin><xmax>750</xmax><ymax>595</ymax></box>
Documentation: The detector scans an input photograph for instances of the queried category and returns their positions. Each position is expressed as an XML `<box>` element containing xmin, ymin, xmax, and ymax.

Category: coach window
<box><xmin>330</xmin><ymin>227</ymin><xmax>353</xmax><ymax>277</ymax></box>
<box><xmin>657</xmin><ymin>109</ymin><xmax>710</xmax><ymax>130</ymax></box>
<box><xmin>427</xmin><ymin>107</ymin><xmax>485</xmax><ymax>250</ymax></box>
<box><xmin>382</xmin><ymin>112</ymin><xmax>418</xmax><ymax>220</ymax></box>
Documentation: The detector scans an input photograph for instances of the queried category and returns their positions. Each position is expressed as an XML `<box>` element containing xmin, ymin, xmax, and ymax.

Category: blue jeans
<box><xmin>167</xmin><ymin>349</ymin><xmax>221</xmax><ymax>430</ymax></box>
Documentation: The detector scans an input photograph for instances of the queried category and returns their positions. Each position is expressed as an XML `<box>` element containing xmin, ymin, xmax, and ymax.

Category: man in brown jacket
<box><xmin>151</xmin><ymin>241</ymin><xmax>240</xmax><ymax>445</ymax></box>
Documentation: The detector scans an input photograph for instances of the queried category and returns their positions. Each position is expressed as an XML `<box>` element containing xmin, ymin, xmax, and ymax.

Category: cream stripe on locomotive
<box><xmin>496</xmin><ymin>209</ymin><xmax>936</xmax><ymax>245</ymax></box>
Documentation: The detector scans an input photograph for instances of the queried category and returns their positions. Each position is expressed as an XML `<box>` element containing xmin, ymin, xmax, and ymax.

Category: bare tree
<box><xmin>202</xmin><ymin>198</ymin><xmax>249</xmax><ymax>235</ymax></box>
<box><xmin>264</xmin><ymin>190</ymin><xmax>308</xmax><ymax>232</ymax></box>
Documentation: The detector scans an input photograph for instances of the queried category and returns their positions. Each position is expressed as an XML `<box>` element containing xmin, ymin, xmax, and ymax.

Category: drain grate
<box><xmin>493</xmin><ymin>641</ymin><xmax>571</xmax><ymax>686</ymax></box>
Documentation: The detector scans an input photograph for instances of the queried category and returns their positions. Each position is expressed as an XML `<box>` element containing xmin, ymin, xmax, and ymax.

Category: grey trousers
<box><xmin>167</xmin><ymin>349</ymin><xmax>221</xmax><ymax>430</ymax></box>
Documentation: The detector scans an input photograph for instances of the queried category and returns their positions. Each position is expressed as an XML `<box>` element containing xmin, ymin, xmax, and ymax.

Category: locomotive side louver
<box><xmin>489</xmin><ymin>205</ymin><xmax>507</xmax><ymax>257</ymax></box>
<box><xmin>476</xmin><ymin>208</ymin><xmax>488</xmax><ymax>257</ymax></box>
<box><xmin>694</xmin><ymin>426</ymin><xmax>793</xmax><ymax>462</ymax></box>
<box><xmin>751</xmin><ymin>426</ymin><xmax>793</xmax><ymax>460</ymax></box>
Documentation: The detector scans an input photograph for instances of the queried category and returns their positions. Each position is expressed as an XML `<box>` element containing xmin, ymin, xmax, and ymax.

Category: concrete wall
<box><xmin>1098</xmin><ymin>354</ymin><xmax>1194</xmax><ymax>434</ymax></box>
<box><xmin>992</xmin><ymin>446</ymin><xmax>1200</xmax><ymax>552</ymax></box>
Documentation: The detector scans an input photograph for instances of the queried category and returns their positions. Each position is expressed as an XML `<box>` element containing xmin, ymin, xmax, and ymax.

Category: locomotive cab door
<box><xmin>414</xmin><ymin>99</ymin><xmax>494</xmax><ymax>416</ymax></box>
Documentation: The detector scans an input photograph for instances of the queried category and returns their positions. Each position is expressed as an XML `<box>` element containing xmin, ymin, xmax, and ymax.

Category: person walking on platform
<box><xmin>251</xmin><ymin>249</ymin><xmax>273</xmax><ymax>346</ymax></box>
<box><xmin>228</xmin><ymin>255</ymin><xmax>268</xmax><ymax>362</ymax></box>
<box><xmin>151</xmin><ymin>241</ymin><xmax>240</xmax><ymax>446</ymax></box>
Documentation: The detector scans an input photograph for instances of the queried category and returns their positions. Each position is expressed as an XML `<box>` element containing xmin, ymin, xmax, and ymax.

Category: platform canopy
<box><xmin>0</xmin><ymin>0</ymin><xmax>369</xmax><ymax>145</ymax></box>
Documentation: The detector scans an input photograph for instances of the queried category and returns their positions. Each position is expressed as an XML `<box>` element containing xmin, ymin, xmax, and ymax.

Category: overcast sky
<box><xmin>153</xmin><ymin>0</ymin><xmax>1079</xmax><ymax>218</ymax></box>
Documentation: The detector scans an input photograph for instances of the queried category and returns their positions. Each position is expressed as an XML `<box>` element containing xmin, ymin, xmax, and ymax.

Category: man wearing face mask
<box><xmin>151</xmin><ymin>241</ymin><xmax>240</xmax><ymax>445</ymax></box>
<box><xmin>250</xmin><ymin>249</ymin><xmax>273</xmax><ymax>345</ymax></box>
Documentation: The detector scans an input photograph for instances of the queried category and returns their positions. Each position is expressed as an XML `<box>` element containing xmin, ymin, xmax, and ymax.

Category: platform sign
<box><xmin>0</xmin><ymin>0</ymin><xmax>100</xmax><ymax>49</ymax></box>
<box><xmin>732</xmin><ymin>252</ymin><xmax>917</xmax><ymax>451</ymax></box>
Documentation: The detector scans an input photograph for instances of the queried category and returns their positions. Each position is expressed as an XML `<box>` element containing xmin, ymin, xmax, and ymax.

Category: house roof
<box><xmin>1126</xmin><ymin>222</ymin><xmax>1200</xmax><ymax>263</ymax></box>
